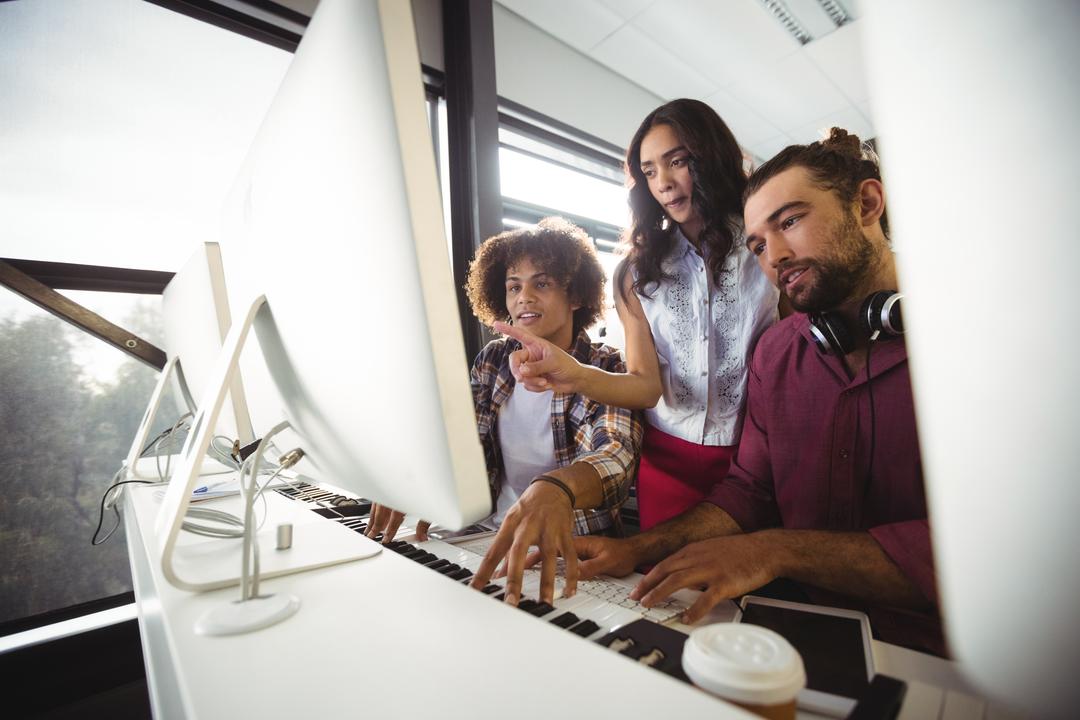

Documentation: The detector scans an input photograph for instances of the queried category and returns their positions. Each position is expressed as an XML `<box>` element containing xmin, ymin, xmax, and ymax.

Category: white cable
<box><xmin>240</xmin><ymin>421</ymin><xmax>292</xmax><ymax>601</ymax></box>
<box><xmin>207</xmin><ymin>435</ymin><xmax>242</xmax><ymax>469</ymax></box>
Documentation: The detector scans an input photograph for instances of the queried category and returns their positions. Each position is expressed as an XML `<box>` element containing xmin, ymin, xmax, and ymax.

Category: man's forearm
<box><xmin>631</xmin><ymin>502</ymin><xmax>743</xmax><ymax>567</ymax></box>
<box><xmin>764</xmin><ymin>529</ymin><xmax>931</xmax><ymax>610</ymax></box>
<box><xmin>544</xmin><ymin>462</ymin><xmax>604</xmax><ymax>509</ymax></box>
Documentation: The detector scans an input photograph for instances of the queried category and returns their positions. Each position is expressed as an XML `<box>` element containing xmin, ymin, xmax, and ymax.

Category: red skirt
<box><xmin>637</xmin><ymin>424</ymin><xmax>736</xmax><ymax>531</ymax></box>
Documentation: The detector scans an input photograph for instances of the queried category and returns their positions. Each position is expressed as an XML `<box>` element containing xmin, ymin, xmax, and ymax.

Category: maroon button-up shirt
<box><xmin>706</xmin><ymin>313</ymin><xmax>942</xmax><ymax>653</ymax></box>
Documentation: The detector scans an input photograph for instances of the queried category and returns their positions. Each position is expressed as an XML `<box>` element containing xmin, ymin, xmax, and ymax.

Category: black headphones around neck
<box><xmin>808</xmin><ymin>291</ymin><xmax>905</xmax><ymax>356</ymax></box>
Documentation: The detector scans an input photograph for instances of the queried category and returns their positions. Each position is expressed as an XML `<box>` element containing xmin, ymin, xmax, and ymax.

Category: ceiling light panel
<box><xmin>783</xmin><ymin>0</ymin><xmax>844</xmax><ymax>38</ymax></box>
<box><xmin>756</xmin><ymin>0</ymin><xmax>814</xmax><ymax>44</ymax></box>
<box><xmin>816</xmin><ymin>0</ymin><xmax>852</xmax><ymax>27</ymax></box>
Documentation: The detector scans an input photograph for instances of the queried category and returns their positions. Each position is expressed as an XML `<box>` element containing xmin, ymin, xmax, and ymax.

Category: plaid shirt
<box><xmin>471</xmin><ymin>329</ymin><xmax>643</xmax><ymax>536</ymax></box>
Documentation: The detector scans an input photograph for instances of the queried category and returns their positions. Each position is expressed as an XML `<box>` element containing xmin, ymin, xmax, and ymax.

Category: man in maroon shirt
<box><xmin>570</xmin><ymin>128</ymin><xmax>942</xmax><ymax>654</ymax></box>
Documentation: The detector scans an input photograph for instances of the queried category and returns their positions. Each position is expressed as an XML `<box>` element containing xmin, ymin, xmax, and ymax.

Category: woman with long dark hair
<box><xmin>497</xmin><ymin>99</ymin><xmax>778</xmax><ymax>530</ymax></box>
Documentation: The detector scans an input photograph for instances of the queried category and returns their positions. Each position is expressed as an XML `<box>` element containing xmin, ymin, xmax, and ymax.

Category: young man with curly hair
<box><xmin>368</xmin><ymin>218</ymin><xmax>643</xmax><ymax>607</ymax></box>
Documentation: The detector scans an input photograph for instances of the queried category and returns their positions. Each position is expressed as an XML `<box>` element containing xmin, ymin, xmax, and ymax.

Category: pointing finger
<box><xmin>493</xmin><ymin>321</ymin><xmax>536</xmax><ymax>346</ymax></box>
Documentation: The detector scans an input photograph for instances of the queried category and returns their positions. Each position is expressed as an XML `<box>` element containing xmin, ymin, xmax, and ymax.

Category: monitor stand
<box><xmin>123</xmin><ymin>355</ymin><xmax>235</xmax><ymax>480</ymax></box>
<box><xmin>154</xmin><ymin>294</ymin><xmax>381</xmax><ymax>601</ymax></box>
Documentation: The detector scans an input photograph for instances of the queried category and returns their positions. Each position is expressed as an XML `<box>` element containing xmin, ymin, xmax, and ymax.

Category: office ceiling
<box><xmin>495</xmin><ymin>0</ymin><xmax>873</xmax><ymax>161</ymax></box>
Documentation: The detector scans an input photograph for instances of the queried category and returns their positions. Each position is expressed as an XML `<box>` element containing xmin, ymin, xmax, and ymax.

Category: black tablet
<box><xmin>735</xmin><ymin>596</ymin><xmax>875</xmax><ymax>717</ymax></box>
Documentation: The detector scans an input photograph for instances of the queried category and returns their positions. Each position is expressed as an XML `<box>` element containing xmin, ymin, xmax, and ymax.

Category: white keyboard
<box><xmin>273</xmin><ymin>483</ymin><xmax>694</xmax><ymax>641</ymax></box>
<box><xmin>453</xmin><ymin>533</ymin><xmax>691</xmax><ymax>624</ymax></box>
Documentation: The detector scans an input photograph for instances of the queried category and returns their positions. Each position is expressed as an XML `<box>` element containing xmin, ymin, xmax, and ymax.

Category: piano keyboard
<box><xmin>276</xmin><ymin>482</ymin><xmax>692</xmax><ymax>641</ymax></box>
<box><xmin>453</xmin><ymin>533</ymin><xmax>690</xmax><ymax>624</ymax></box>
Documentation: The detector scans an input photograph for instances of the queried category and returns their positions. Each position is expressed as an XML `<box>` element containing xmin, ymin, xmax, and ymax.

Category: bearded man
<box><xmin>571</xmin><ymin>128</ymin><xmax>944</xmax><ymax>656</ymax></box>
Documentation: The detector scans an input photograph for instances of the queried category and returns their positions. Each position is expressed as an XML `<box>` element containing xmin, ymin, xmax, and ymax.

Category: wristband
<box><xmin>530</xmin><ymin>474</ymin><xmax>576</xmax><ymax>509</ymax></box>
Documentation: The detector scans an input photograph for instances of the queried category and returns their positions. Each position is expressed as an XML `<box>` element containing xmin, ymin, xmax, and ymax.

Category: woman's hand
<box><xmin>493</xmin><ymin>321</ymin><xmax>585</xmax><ymax>393</ymax></box>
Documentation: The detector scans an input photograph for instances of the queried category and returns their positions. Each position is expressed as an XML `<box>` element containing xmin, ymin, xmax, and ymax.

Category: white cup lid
<box><xmin>682</xmin><ymin>623</ymin><xmax>806</xmax><ymax>706</ymax></box>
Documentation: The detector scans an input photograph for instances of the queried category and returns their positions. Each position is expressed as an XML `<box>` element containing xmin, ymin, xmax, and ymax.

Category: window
<box><xmin>0</xmin><ymin>0</ymin><xmax>292</xmax><ymax>271</ymax></box>
<box><xmin>0</xmin><ymin>289</ymin><xmax>178</xmax><ymax>626</ymax></box>
<box><xmin>0</xmin><ymin>0</ymin><xmax>291</xmax><ymax>629</ymax></box>
<box><xmin>496</xmin><ymin>113</ymin><xmax>631</xmax><ymax>349</ymax></box>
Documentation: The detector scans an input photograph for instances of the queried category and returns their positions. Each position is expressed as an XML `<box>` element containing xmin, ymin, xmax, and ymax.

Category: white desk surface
<box><xmin>123</xmin><ymin>485</ymin><xmax>1024</xmax><ymax>720</ymax></box>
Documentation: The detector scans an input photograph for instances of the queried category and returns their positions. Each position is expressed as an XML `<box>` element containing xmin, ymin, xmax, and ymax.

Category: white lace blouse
<box><xmin>635</xmin><ymin>227</ymin><xmax>778</xmax><ymax>446</ymax></box>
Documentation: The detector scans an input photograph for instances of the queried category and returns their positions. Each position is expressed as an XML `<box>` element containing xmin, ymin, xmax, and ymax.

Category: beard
<box><xmin>783</xmin><ymin>211</ymin><xmax>877</xmax><ymax>313</ymax></box>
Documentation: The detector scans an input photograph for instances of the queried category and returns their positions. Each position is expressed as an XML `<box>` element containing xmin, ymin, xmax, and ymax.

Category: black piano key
<box><xmin>527</xmin><ymin>602</ymin><xmax>555</xmax><ymax>617</ymax></box>
<box><xmin>402</xmin><ymin>548</ymin><xmax>429</xmax><ymax>560</ymax></box>
<box><xmin>549</xmin><ymin>612</ymin><xmax>580</xmax><ymax>629</ymax></box>
<box><xmin>426</xmin><ymin>559</ymin><xmax>451</xmax><ymax>571</ymax></box>
<box><xmin>516</xmin><ymin>599</ymin><xmax>538</xmax><ymax>613</ymax></box>
<box><xmin>493</xmin><ymin>592</ymin><xmax>506</xmax><ymax>601</ymax></box>
<box><xmin>568</xmin><ymin>620</ymin><xmax>601</xmax><ymax>637</ymax></box>
<box><xmin>413</xmin><ymin>552</ymin><xmax>438</xmax><ymax>564</ymax></box>
<box><xmin>447</xmin><ymin>568</ymin><xmax>473</xmax><ymax>581</ymax></box>
<box><xmin>436</xmin><ymin>563</ymin><xmax>461</xmax><ymax>575</ymax></box>
<box><xmin>480</xmin><ymin>584</ymin><xmax>501</xmax><ymax>595</ymax></box>
<box><xmin>385</xmin><ymin>541</ymin><xmax>411</xmax><ymax>552</ymax></box>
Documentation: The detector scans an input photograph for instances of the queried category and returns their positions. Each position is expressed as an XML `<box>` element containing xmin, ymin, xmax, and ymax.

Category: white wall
<box><xmin>492</xmin><ymin>5</ymin><xmax>661</xmax><ymax>149</ymax></box>
<box><xmin>269</xmin><ymin>1</ymin><xmax>659</xmax><ymax>150</ymax></box>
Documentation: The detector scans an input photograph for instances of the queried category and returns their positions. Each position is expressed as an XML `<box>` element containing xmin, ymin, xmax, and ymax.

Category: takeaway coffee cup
<box><xmin>682</xmin><ymin>623</ymin><xmax>806</xmax><ymax>720</ymax></box>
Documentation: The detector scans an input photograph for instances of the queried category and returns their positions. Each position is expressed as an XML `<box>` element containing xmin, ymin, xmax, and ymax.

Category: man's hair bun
<box><xmin>744</xmin><ymin>126</ymin><xmax>889</xmax><ymax>237</ymax></box>
<box><xmin>822</xmin><ymin>127</ymin><xmax>863</xmax><ymax>159</ymax></box>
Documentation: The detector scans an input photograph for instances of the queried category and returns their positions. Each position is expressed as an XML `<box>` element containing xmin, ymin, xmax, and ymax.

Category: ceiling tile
<box><xmin>704</xmin><ymin>86</ymin><xmax>784</xmax><ymax>148</ymax></box>
<box><xmin>857</xmin><ymin>99</ymin><xmax>876</xmax><ymax>130</ymax></box>
<box><xmin>803</xmin><ymin>21</ymin><xmax>869</xmax><ymax>103</ymax></box>
<box><xmin>630</xmin><ymin>0</ymin><xmax>802</xmax><ymax>88</ymax></box>
<box><xmin>749</xmin><ymin>134</ymin><xmax>796</xmax><ymax>164</ymax></box>
<box><xmin>590</xmin><ymin>22</ymin><xmax>718</xmax><ymax>100</ymax></box>
<box><xmin>495</xmin><ymin>0</ymin><xmax>625</xmax><ymax>54</ymax></box>
<box><xmin>788</xmin><ymin>104</ymin><xmax>874</xmax><ymax>145</ymax></box>
<box><xmin>595</xmin><ymin>0</ymin><xmax>656</xmax><ymax>22</ymax></box>
<box><xmin>725</xmin><ymin>51</ymin><xmax>850</xmax><ymax>134</ymax></box>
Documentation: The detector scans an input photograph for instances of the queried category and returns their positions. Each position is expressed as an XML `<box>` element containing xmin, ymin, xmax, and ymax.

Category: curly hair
<box><xmin>617</xmin><ymin>99</ymin><xmax>746</xmax><ymax>302</ymax></box>
<box><xmin>465</xmin><ymin>217</ymin><xmax>606</xmax><ymax>336</ymax></box>
<box><xmin>744</xmin><ymin>127</ymin><xmax>889</xmax><ymax>237</ymax></box>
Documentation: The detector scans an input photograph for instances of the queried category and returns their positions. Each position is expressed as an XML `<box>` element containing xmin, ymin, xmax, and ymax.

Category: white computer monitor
<box><xmin>862</xmin><ymin>2</ymin><xmax>1080</xmax><ymax>717</ymax></box>
<box><xmin>124</xmin><ymin>241</ymin><xmax>253</xmax><ymax>479</ymax></box>
<box><xmin>154</xmin><ymin>0</ymin><xmax>490</xmax><ymax>595</ymax></box>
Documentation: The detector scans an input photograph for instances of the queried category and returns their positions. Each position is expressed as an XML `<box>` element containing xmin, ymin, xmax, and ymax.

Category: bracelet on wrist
<box><xmin>530</xmin><ymin>474</ymin><xmax>576</xmax><ymax>509</ymax></box>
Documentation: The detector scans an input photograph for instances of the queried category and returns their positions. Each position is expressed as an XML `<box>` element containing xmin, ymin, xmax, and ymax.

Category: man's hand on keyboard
<box><xmin>365</xmin><ymin>503</ymin><xmax>431</xmax><ymax>543</ymax></box>
<box><xmin>629</xmin><ymin>533</ymin><xmax>777</xmax><ymax>624</ymax></box>
<box><xmin>469</xmin><ymin>481</ymin><xmax>579</xmax><ymax>606</ymax></box>
<box><xmin>570</xmin><ymin>535</ymin><xmax>641</xmax><ymax>579</ymax></box>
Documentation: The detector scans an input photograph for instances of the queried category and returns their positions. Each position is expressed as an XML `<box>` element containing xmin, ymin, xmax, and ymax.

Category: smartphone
<box><xmin>734</xmin><ymin>596</ymin><xmax>874</xmax><ymax>717</ymax></box>
<box><xmin>429</xmin><ymin>524</ymin><xmax>495</xmax><ymax>542</ymax></box>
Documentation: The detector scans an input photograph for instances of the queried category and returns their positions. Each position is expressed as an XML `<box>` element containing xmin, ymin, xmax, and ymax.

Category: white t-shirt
<box><xmin>636</xmin><ymin>227</ymin><xmax>778</xmax><ymax>446</ymax></box>
<box><xmin>484</xmin><ymin>384</ymin><xmax>557</xmax><ymax>528</ymax></box>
